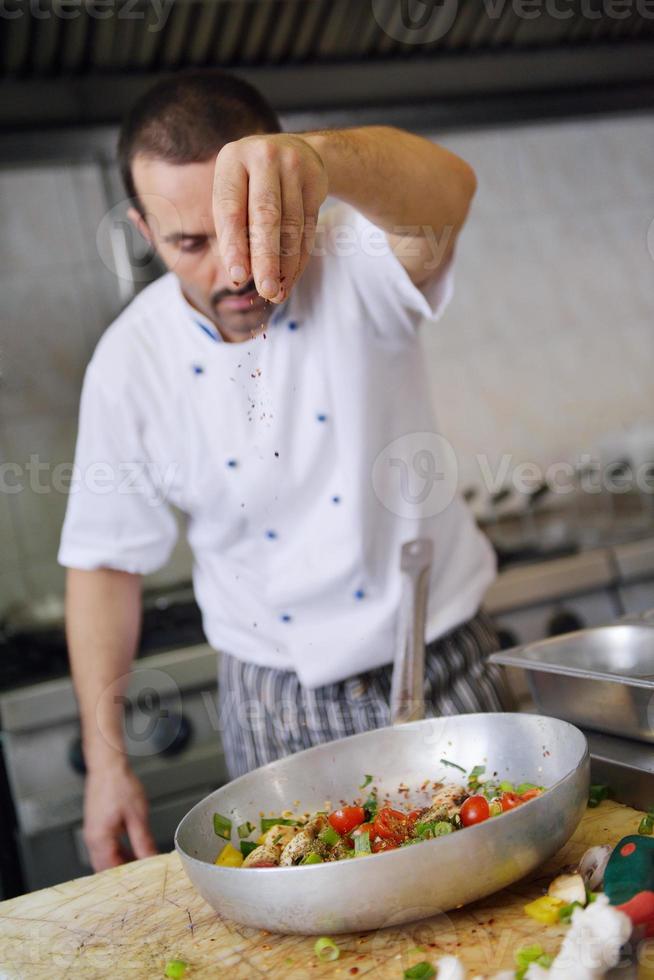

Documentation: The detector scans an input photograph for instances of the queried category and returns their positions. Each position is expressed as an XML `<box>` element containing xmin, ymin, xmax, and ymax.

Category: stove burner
<box><xmin>0</xmin><ymin>590</ymin><xmax>206</xmax><ymax>692</ymax></box>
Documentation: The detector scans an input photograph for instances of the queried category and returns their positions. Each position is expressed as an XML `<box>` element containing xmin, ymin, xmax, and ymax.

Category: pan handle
<box><xmin>390</xmin><ymin>538</ymin><xmax>434</xmax><ymax>726</ymax></box>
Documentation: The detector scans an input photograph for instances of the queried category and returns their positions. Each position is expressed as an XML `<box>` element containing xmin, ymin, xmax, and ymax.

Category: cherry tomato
<box><xmin>328</xmin><ymin>806</ymin><xmax>366</xmax><ymax>836</ymax></box>
<box><xmin>371</xmin><ymin>838</ymin><xmax>399</xmax><ymax>853</ymax></box>
<box><xmin>460</xmin><ymin>795</ymin><xmax>491</xmax><ymax>826</ymax></box>
<box><xmin>520</xmin><ymin>788</ymin><xmax>542</xmax><ymax>802</ymax></box>
<box><xmin>406</xmin><ymin>809</ymin><xmax>423</xmax><ymax>831</ymax></box>
<box><xmin>351</xmin><ymin>822</ymin><xmax>374</xmax><ymax>837</ymax></box>
<box><xmin>499</xmin><ymin>792</ymin><xmax>522</xmax><ymax>812</ymax></box>
<box><xmin>372</xmin><ymin>807</ymin><xmax>410</xmax><ymax>844</ymax></box>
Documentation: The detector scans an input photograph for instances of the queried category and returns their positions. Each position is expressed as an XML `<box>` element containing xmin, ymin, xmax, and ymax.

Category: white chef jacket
<box><xmin>59</xmin><ymin>203</ymin><xmax>496</xmax><ymax>687</ymax></box>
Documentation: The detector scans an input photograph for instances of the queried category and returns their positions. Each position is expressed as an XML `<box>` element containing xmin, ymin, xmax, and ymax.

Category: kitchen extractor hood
<box><xmin>1</xmin><ymin>0</ymin><xmax>653</xmax><ymax>128</ymax></box>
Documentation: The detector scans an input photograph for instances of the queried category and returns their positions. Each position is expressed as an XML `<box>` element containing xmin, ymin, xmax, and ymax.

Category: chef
<box><xmin>59</xmin><ymin>69</ymin><xmax>507</xmax><ymax>871</ymax></box>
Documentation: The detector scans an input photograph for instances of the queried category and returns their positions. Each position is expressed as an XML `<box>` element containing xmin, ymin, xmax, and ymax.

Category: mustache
<box><xmin>211</xmin><ymin>279</ymin><xmax>257</xmax><ymax>307</ymax></box>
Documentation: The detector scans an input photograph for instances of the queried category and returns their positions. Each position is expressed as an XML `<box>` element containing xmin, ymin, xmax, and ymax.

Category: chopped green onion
<box><xmin>212</xmin><ymin>813</ymin><xmax>232</xmax><ymax>840</ymax></box>
<box><xmin>439</xmin><ymin>758</ymin><xmax>466</xmax><ymax>774</ymax></box>
<box><xmin>237</xmin><ymin>821</ymin><xmax>255</xmax><ymax>839</ymax></box>
<box><xmin>515</xmin><ymin>943</ymin><xmax>553</xmax><ymax>979</ymax></box>
<box><xmin>588</xmin><ymin>785</ymin><xmax>609</xmax><ymax>808</ymax></box>
<box><xmin>354</xmin><ymin>830</ymin><xmax>371</xmax><ymax>855</ymax></box>
<box><xmin>240</xmin><ymin>840</ymin><xmax>258</xmax><ymax>858</ymax></box>
<box><xmin>314</xmin><ymin>936</ymin><xmax>340</xmax><ymax>962</ymax></box>
<box><xmin>403</xmin><ymin>962</ymin><xmax>436</xmax><ymax>979</ymax></box>
<box><xmin>587</xmin><ymin>890</ymin><xmax>599</xmax><ymax>903</ymax></box>
<box><xmin>468</xmin><ymin>765</ymin><xmax>486</xmax><ymax>784</ymax></box>
<box><xmin>414</xmin><ymin>820</ymin><xmax>452</xmax><ymax>839</ymax></box>
<box><xmin>359</xmin><ymin>774</ymin><xmax>373</xmax><ymax>788</ymax></box>
<box><xmin>301</xmin><ymin>852</ymin><xmax>323</xmax><ymax>865</ymax></box>
<box><xmin>516</xmin><ymin>782</ymin><xmax>539</xmax><ymax>795</ymax></box>
<box><xmin>515</xmin><ymin>944</ymin><xmax>545</xmax><ymax>968</ymax></box>
<box><xmin>489</xmin><ymin>800</ymin><xmax>503</xmax><ymax>817</ymax></box>
<box><xmin>363</xmin><ymin>792</ymin><xmax>378</xmax><ymax>819</ymax></box>
<box><xmin>638</xmin><ymin>814</ymin><xmax>654</xmax><ymax>835</ymax></box>
<box><xmin>497</xmin><ymin>780</ymin><xmax>514</xmax><ymax>792</ymax></box>
<box><xmin>319</xmin><ymin>825</ymin><xmax>341</xmax><ymax>847</ymax></box>
<box><xmin>260</xmin><ymin>816</ymin><xmax>298</xmax><ymax>833</ymax></box>
<box><xmin>164</xmin><ymin>960</ymin><xmax>188</xmax><ymax>979</ymax></box>
<box><xmin>558</xmin><ymin>901</ymin><xmax>583</xmax><ymax>923</ymax></box>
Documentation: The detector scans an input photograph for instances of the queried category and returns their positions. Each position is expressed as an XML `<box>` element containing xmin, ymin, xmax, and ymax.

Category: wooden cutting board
<box><xmin>0</xmin><ymin>801</ymin><xmax>648</xmax><ymax>979</ymax></box>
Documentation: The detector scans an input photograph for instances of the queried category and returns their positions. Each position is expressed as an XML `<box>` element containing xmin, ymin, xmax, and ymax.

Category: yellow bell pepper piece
<box><xmin>523</xmin><ymin>895</ymin><xmax>565</xmax><ymax>925</ymax></box>
<box><xmin>215</xmin><ymin>843</ymin><xmax>244</xmax><ymax>867</ymax></box>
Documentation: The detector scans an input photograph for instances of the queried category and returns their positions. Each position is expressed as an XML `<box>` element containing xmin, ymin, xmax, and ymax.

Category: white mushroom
<box><xmin>242</xmin><ymin>843</ymin><xmax>281</xmax><ymax>868</ymax></box>
<box><xmin>278</xmin><ymin>814</ymin><xmax>328</xmax><ymax>866</ymax></box>
<box><xmin>578</xmin><ymin>845</ymin><xmax>612</xmax><ymax>892</ymax></box>
<box><xmin>547</xmin><ymin>872</ymin><xmax>587</xmax><ymax>906</ymax></box>
<box><xmin>260</xmin><ymin>824</ymin><xmax>298</xmax><ymax>849</ymax></box>
<box><xmin>423</xmin><ymin>785</ymin><xmax>468</xmax><ymax>821</ymax></box>
<box><xmin>279</xmin><ymin>830</ymin><xmax>317</xmax><ymax>866</ymax></box>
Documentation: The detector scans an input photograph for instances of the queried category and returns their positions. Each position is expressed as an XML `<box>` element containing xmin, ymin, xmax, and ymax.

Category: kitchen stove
<box><xmin>0</xmin><ymin>585</ymin><xmax>226</xmax><ymax>896</ymax></box>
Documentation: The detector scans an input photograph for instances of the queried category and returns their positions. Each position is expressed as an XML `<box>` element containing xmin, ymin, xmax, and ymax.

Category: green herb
<box><xmin>414</xmin><ymin>820</ymin><xmax>453</xmax><ymax>839</ymax></box>
<box><xmin>260</xmin><ymin>816</ymin><xmax>298</xmax><ymax>834</ymax></box>
<box><xmin>638</xmin><ymin>813</ymin><xmax>654</xmax><ymax>835</ymax></box>
<box><xmin>515</xmin><ymin>944</ymin><xmax>553</xmax><ymax>979</ymax></box>
<box><xmin>468</xmin><ymin>765</ymin><xmax>486</xmax><ymax>790</ymax></box>
<box><xmin>164</xmin><ymin>960</ymin><xmax>187</xmax><ymax>979</ymax></box>
<box><xmin>359</xmin><ymin>774</ymin><xmax>373</xmax><ymax>789</ymax></box>
<box><xmin>319</xmin><ymin>825</ymin><xmax>341</xmax><ymax>847</ymax></box>
<box><xmin>354</xmin><ymin>830</ymin><xmax>371</xmax><ymax>855</ymax></box>
<box><xmin>363</xmin><ymin>792</ymin><xmax>378</xmax><ymax>820</ymax></box>
<box><xmin>516</xmin><ymin>782</ymin><xmax>539</xmax><ymax>795</ymax></box>
<box><xmin>314</xmin><ymin>936</ymin><xmax>340</xmax><ymax>962</ymax></box>
<box><xmin>497</xmin><ymin>780</ymin><xmax>514</xmax><ymax>792</ymax></box>
<box><xmin>439</xmin><ymin>758</ymin><xmax>466</xmax><ymax>774</ymax></box>
<box><xmin>301</xmin><ymin>852</ymin><xmax>323</xmax><ymax>865</ymax></box>
<box><xmin>237</xmin><ymin>821</ymin><xmax>255</xmax><ymax>839</ymax></box>
<box><xmin>587</xmin><ymin>889</ymin><xmax>599</xmax><ymax>903</ymax></box>
<box><xmin>240</xmin><ymin>840</ymin><xmax>258</xmax><ymax>858</ymax></box>
<box><xmin>558</xmin><ymin>901</ymin><xmax>583</xmax><ymax>923</ymax></box>
<box><xmin>212</xmin><ymin>813</ymin><xmax>232</xmax><ymax>840</ymax></box>
<box><xmin>588</xmin><ymin>785</ymin><xmax>609</xmax><ymax>808</ymax></box>
<box><xmin>404</xmin><ymin>962</ymin><xmax>436</xmax><ymax>979</ymax></box>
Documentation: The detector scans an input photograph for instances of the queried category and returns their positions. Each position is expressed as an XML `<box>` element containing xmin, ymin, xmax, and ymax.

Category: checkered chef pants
<box><xmin>217</xmin><ymin>611</ymin><xmax>511</xmax><ymax>780</ymax></box>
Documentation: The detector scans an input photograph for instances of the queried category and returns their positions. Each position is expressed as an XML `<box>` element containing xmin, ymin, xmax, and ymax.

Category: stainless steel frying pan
<box><xmin>175</xmin><ymin>541</ymin><xmax>590</xmax><ymax>934</ymax></box>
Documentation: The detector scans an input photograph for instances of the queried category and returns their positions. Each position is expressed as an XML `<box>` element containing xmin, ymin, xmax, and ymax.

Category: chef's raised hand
<box><xmin>213</xmin><ymin>134</ymin><xmax>328</xmax><ymax>303</ymax></box>
<box><xmin>83</xmin><ymin>761</ymin><xmax>158</xmax><ymax>871</ymax></box>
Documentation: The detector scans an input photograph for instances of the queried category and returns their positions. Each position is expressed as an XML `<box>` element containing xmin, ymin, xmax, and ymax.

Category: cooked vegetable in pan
<box><xmin>212</xmin><ymin>765</ymin><xmax>545</xmax><ymax>868</ymax></box>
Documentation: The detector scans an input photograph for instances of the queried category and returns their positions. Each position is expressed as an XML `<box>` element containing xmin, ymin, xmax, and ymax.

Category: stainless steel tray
<box><xmin>490</xmin><ymin>624</ymin><xmax>654</xmax><ymax>744</ymax></box>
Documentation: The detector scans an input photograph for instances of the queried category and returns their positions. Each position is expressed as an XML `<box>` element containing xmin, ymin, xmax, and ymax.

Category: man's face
<box><xmin>130</xmin><ymin>155</ymin><xmax>272</xmax><ymax>342</ymax></box>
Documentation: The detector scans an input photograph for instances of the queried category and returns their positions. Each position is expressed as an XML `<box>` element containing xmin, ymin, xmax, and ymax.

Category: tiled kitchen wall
<box><xmin>0</xmin><ymin>162</ymin><xmax>193</xmax><ymax>617</ymax></box>
<box><xmin>427</xmin><ymin>113</ymin><xmax>654</xmax><ymax>495</ymax></box>
<box><xmin>1</xmin><ymin>112</ymin><xmax>653</xmax><ymax>615</ymax></box>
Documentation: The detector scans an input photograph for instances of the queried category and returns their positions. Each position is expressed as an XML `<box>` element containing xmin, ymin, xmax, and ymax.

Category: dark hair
<box><xmin>118</xmin><ymin>69</ymin><xmax>281</xmax><ymax>212</ymax></box>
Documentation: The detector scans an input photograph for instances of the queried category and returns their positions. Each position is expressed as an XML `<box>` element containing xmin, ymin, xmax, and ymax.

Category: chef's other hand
<box><xmin>213</xmin><ymin>133</ymin><xmax>328</xmax><ymax>304</ymax></box>
<box><xmin>83</xmin><ymin>761</ymin><xmax>158</xmax><ymax>871</ymax></box>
